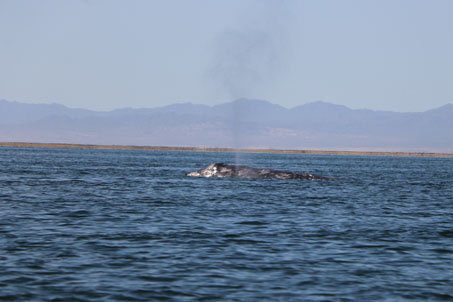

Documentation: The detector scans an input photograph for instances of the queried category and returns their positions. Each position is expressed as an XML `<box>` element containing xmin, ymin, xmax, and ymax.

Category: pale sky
<box><xmin>1</xmin><ymin>0</ymin><xmax>452</xmax><ymax>112</ymax></box>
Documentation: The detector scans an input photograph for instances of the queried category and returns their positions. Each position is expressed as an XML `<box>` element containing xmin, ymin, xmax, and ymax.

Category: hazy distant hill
<box><xmin>1</xmin><ymin>98</ymin><xmax>452</xmax><ymax>152</ymax></box>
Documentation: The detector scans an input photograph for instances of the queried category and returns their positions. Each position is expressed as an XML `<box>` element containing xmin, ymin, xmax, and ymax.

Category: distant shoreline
<box><xmin>1</xmin><ymin>142</ymin><xmax>453</xmax><ymax>158</ymax></box>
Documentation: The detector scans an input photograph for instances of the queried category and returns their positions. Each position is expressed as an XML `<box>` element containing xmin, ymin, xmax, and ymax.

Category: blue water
<box><xmin>1</xmin><ymin>147</ymin><xmax>452</xmax><ymax>301</ymax></box>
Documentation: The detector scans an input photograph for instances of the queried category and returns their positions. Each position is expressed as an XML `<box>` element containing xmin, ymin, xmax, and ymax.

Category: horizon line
<box><xmin>1</xmin><ymin>142</ymin><xmax>452</xmax><ymax>158</ymax></box>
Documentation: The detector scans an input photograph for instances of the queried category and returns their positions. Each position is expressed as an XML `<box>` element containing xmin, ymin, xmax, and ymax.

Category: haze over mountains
<box><xmin>1</xmin><ymin>98</ymin><xmax>452</xmax><ymax>152</ymax></box>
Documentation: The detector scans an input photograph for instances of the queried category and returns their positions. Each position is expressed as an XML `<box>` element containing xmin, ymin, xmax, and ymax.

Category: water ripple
<box><xmin>1</xmin><ymin>147</ymin><xmax>452</xmax><ymax>301</ymax></box>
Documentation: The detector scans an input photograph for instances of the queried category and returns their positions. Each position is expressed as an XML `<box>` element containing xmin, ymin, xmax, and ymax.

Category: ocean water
<box><xmin>1</xmin><ymin>147</ymin><xmax>452</xmax><ymax>301</ymax></box>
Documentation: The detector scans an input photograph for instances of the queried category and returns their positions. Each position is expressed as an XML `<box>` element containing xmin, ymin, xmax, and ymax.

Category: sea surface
<box><xmin>1</xmin><ymin>147</ymin><xmax>452</xmax><ymax>301</ymax></box>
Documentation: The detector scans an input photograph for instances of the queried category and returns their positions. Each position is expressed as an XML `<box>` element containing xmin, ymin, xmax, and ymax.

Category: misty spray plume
<box><xmin>208</xmin><ymin>1</ymin><xmax>293</xmax><ymax>161</ymax></box>
<box><xmin>211</xmin><ymin>29</ymin><xmax>278</xmax><ymax>100</ymax></box>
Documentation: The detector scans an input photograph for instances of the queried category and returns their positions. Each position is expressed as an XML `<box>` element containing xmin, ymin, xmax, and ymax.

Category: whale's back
<box><xmin>187</xmin><ymin>163</ymin><xmax>331</xmax><ymax>180</ymax></box>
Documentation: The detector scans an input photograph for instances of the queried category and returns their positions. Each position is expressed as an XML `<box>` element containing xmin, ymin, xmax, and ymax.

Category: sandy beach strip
<box><xmin>1</xmin><ymin>142</ymin><xmax>452</xmax><ymax>158</ymax></box>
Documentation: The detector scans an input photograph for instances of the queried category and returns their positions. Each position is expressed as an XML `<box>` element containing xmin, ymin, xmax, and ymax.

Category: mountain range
<box><xmin>1</xmin><ymin>98</ymin><xmax>452</xmax><ymax>152</ymax></box>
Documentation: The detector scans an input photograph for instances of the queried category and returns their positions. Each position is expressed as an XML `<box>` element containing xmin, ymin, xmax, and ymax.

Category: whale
<box><xmin>187</xmin><ymin>163</ymin><xmax>331</xmax><ymax>180</ymax></box>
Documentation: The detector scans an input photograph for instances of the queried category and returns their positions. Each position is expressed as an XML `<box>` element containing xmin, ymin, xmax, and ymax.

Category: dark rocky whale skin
<box><xmin>187</xmin><ymin>163</ymin><xmax>331</xmax><ymax>180</ymax></box>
